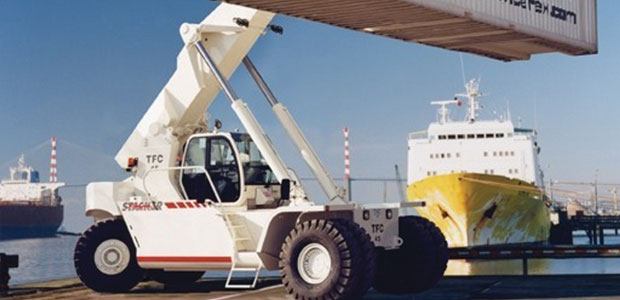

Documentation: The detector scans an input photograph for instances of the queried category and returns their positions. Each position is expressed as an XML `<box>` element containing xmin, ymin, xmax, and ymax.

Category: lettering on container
<box><xmin>498</xmin><ymin>0</ymin><xmax>578</xmax><ymax>25</ymax></box>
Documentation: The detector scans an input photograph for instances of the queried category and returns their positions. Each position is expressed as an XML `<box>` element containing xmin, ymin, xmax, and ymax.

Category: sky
<box><xmin>0</xmin><ymin>1</ymin><xmax>619</xmax><ymax>230</ymax></box>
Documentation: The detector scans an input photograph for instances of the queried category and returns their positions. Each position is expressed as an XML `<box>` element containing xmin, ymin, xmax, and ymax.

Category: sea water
<box><xmin>0</xmin><ymin>235</ymin><xmax>79</xmax><ymax>285</ymax></box>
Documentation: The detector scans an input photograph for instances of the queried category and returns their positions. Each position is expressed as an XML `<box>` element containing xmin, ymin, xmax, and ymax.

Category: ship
<box><xmin>407</xmin><ymin>79</ymin><xmax>550</xmax><ymax>247</ymax></box>
<box><xmin>0</xmin><ymin>138</ymin><xmax>64</xmax><ymax>239</ymax></box>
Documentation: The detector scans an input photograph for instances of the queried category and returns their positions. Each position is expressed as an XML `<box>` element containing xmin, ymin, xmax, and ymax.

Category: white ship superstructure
<box><xmin>407</xmin><ymin>79</ymin><xmax>543</xmax><ymax>187</ymax></box>
<box><xmin>0</xmin><ymin>155</ymin><xmax>64</xmax><ymax>204</ymax></box>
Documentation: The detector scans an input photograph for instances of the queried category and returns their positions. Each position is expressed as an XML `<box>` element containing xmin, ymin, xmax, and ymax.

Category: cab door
<box><xmin>181</xmin><ymin>135</ymin><xmax>242</xmax><ymax>203</ymax></box>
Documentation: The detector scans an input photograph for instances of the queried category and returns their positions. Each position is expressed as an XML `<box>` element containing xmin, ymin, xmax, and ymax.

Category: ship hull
<box><xmin>0</xmin><ymin>204</ymin><xmax>63</xmax><ymax>240</ymax></box>
<box><xmin>408</xmin><ymin>173</ymin><xmax>550</xmax><ymax>248</ymax></box>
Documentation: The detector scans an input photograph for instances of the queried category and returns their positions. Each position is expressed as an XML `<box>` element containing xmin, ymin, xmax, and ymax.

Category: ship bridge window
<box><xmin>438</xmin><ymin>135</ymin><xmax>446</xmax><ymax>140</ymax></box>
<box><xmin>457</xmin><ymin>134</ymin><xmax>465</xmax><ymax>139</ymax></box>
<box><xmin>476</xmin><ymin>134</ymin><xmax>484</xmax><ymax>138</ymax></box>
<box><xmin>448</xmin><ymin>135</ymin><xmax>456</xmax><ymax>140</ymax></box>
<box><xmin>467</xmin><ymin>134</ymin><xmax>475</xmax><ymax>139</ymax></box>
<box><xmin>486</xmin><ymin>133</ymin><xmax>494</xmax><ymax>138</ymax></box>
<box><xmin>496</xmin><ymin>133</ymin><xmax>505</xmax><ymax>138</ymax></box>
<box><xmin>30</xmin><ymin>171</ymin><xmax>40</xmax><ymax>183</ymax></box>
<box><xmin>484</xmin><ymin>151</ymin><xmax>488</xmax><ymax>157</ymax></box>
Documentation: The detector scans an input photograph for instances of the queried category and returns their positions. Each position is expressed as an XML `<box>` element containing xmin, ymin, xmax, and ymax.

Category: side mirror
<box><xmin>280</xmin><ymin>179</ymin><xmax>290</xmax><ymax>201</ymax></box>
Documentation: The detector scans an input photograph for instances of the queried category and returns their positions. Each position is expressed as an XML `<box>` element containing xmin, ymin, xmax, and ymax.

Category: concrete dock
<box><xmin>6</xmin><ymin>275</ymin><xmax>620</xmax><ymax>299</ymax></box>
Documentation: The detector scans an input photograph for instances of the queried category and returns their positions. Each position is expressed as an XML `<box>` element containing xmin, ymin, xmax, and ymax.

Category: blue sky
<box><xmin>1</xmin><ymin>0</ymin><xmax>619</xmax><ymax>189</ymax></box>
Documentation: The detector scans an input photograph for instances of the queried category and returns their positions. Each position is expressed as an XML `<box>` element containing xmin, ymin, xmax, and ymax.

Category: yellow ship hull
<box><xmin>408</xmin><ymin>173</ymin><xmax>550</xmax><ymax>248</ymax></box>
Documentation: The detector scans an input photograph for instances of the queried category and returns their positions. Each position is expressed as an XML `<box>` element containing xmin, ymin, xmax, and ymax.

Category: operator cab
<box><xmin>181</xmin><ymin>132</ymin><xmax>284</xmax><ymax>208</ymax></box>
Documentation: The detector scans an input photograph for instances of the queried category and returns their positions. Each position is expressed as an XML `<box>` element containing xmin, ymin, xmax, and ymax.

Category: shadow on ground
<box><xmin>130</xmin><ymin>277</ymin><xmax>282</xmax><ymax>294</ymax></box>
<box><xmin>127</xmin><ymin>275</ymin><xmax>620</xmax><ymax>299</ymax></box>
<box><xmin>10</xmin><ymin>275</ymin><xmax>620</xmax><ymax>299</ymax></box>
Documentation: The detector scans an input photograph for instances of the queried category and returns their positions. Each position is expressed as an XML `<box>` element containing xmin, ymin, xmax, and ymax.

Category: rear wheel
<box><xmin>279</xmin><ymin>219</ymin><xmax>368</xmax><ymax>299</ymax></box>
<box><xmin>74</xmin><ymin>218</ymin><xmax>144</xmax><ymax>293</ymax></box>
<box><xmin>373</xmin><ymin>216</ymin><xmax>448</xmax><ymax>294</ymax></box>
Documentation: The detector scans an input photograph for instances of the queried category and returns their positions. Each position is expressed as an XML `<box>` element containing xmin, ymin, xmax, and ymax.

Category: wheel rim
<box><xmin>94</xmin><ymin>239</ymin><xmax>131</xmax><ymax>275</ymax></box>
<box><xmin>297</xmin><ymin>243</ymin><xmax>331</xmax><ymax>284</ymax></box>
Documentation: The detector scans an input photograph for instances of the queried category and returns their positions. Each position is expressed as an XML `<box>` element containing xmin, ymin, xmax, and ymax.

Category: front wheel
<box><xmin>279</xmin><ymin>219</ymin><xmax>369</xmax><ymax>299</ymax></box>
<box><xmin>74</xmin><ymin>218</ymin><xmax>144</xmax><ymax>293</ymax></box>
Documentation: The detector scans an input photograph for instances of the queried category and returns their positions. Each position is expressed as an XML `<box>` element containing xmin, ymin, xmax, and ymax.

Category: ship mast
<box><xmin>17</xmin><ymin>154</ymin><xmax>25</xmax><ymax>170</ymax></box>
<box><xmin>456</xmin><ymin>79</ymin><xmax>482</xmax><ymax>123</ymax></box>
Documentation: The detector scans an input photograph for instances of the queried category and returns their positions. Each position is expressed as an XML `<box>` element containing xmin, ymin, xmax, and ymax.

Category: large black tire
<box><xmin>147</xmin><ymin>270</ymin><xmax>204</xmax><ymax>285</ymax></box>
<box><xmin>373</xmin><ymin>216</ymin><xmax>448</xmax><ymax>294</ymax></box>
<box><xmin>74</xmin><ymin>218</ymin><xmax>144</xmax><ymax>293</ymax></box>
<box><xmin>341</xmin><ymin>220</ymin><xmax>377</xmax><ymax>299</ymax></box>
<box><xmin>279</xmin><ymin>219</ymin><xmax>369</xmax><ymax>300</ymax></box>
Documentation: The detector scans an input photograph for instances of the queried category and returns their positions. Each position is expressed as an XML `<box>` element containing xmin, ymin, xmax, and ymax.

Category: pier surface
<box><xmin>7</xmin><ymin>275</ymin><xmax>620</xmax><ymax>299</ymax></box>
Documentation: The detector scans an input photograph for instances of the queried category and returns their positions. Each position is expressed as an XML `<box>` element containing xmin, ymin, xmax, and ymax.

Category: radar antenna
<box><xmin>430</xmin><ymin>98</ymin><xmax>461</xmax><ymax>124</ymax></box>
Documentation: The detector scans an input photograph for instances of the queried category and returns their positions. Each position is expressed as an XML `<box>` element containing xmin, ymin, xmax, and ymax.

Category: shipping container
<box><xmin>224</xmin><ymin>0</ymin><xmax>598</xmax><ymax>61</ymax></box>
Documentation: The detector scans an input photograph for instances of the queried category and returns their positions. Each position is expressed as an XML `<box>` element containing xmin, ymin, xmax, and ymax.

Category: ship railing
<box><xmin>449</xmin><ymin>244</ymin><xmax>620</xmax><ymax>278</ymax></box>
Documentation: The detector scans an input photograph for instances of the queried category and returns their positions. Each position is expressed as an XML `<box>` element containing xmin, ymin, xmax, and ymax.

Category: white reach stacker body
<box><xmin>75</xmin><ymin>3</ymin><xmax>448</xmax><ymax>298</ymax></box>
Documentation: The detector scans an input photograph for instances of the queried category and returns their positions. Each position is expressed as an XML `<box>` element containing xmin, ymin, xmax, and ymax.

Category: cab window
<box><xmin>233</xmin><ymin>133</ymin><xmax>278</xmax><ymax>185</ymax></box>
<box><xmin>181</xmin><ymin>136</ymin><xmax>241</xmax><ymax>203</ymax></box>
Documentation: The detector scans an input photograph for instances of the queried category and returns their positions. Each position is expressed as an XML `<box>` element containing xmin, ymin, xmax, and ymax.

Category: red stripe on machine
<box><xmin>137</xmin><ymin>256</ymin><xmax>232</xmax><ymax>263</ymax></box>
<box><xmin>163</xmin><ymin>201</ymin><xmax>209</xmax><ymax>209</ymax></box>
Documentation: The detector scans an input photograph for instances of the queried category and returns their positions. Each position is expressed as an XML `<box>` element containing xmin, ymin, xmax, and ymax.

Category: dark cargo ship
<box><xmin>0</xmin><ymin>149</ymin><xmax>64</xmax><ymax>239</ymax></box>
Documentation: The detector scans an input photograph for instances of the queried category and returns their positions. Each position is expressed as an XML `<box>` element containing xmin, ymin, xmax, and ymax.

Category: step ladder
<box><xmin>223</xmin><ymin>212</ymin><xmax>253</xmax><ymax>251</ymax></box>
<box><xmin>225</xmin><ymin>263</ymin><xmax>262</xmax><ymax>289</ymax></box>
<box><xmin>222</xmin><ymin>212</ymin><xmax>262</xmax><ymax>289</ymax></box>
